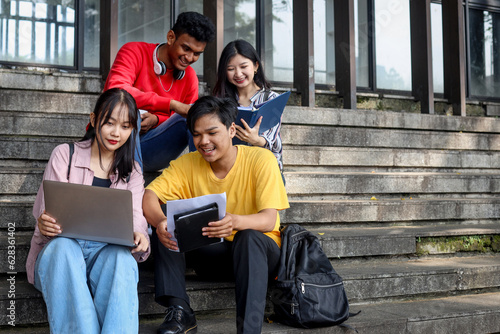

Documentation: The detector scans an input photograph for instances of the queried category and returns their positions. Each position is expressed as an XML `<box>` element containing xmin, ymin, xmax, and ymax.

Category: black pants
<box><xmin>152</xmin><ymin>229</ymin><xmax>281</xmax><ymax>334</ymax></box>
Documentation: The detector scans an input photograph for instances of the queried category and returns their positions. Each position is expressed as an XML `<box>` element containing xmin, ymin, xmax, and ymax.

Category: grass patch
<box><xmin>416</xmin><ymin>235</ymin><xmax>500</xmax><ymax>256</ymax></box>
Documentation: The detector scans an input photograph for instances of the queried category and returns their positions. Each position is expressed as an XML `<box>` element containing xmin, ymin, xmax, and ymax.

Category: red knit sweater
<box><xmin>104</xmin><ymin>42</ymin><xmax>199</xmax><ymax>125</ymax></box>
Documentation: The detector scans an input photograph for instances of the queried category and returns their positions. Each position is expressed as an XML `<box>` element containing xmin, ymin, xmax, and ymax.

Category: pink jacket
<box><xmin>26</xmin><ymin>140</ymin><xmax>150</xmax><ymax>284</ymax></box>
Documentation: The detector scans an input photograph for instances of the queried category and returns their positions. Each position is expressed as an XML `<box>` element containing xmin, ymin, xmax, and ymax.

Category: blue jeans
<box><xmin>135</xmin><ymin>113</ymin><xmax>189</xmax><ymax>172</ymax></box>
<box><xmin>34</xmin><ymin>237</ymin><xmax>139</xmax><ymax>334</ymax></box>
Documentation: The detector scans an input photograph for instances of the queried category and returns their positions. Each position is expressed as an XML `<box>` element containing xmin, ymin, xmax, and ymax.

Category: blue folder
<box><xmin>234</xmin><ymin>91</ymin><xmax>291</xmax><ymax>134</ymax></box>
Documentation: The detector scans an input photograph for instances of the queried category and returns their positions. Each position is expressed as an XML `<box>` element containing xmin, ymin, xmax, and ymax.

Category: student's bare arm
<box><xmin>142</xmin><ymin>189</ymin><xmax>178</xmax><ymax>250</ymax></box>
<box><xmin>169</xmin><ymin>100</ymin><xmax>191</xmax><ymax>117</ymax></box>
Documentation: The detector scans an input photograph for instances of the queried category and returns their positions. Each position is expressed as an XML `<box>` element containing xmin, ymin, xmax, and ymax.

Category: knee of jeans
<box><xmin>35</xmin><ymin>237</ymin><xmax>82</xmax><ymax>284</ymax></box>
<box><xmin>41</xmin><ymin>237</ymin><xmax>80</xmax><ymax>261</ymax></box>
<box><xmin>101</xmin><ymin>245</ymin><xmax>139</xmax><ymax>280</ymax></box>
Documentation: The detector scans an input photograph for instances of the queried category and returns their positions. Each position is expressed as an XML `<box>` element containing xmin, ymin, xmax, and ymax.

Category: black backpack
<box><xmin>269</xmin><ymin>224</ymin><xmax>353</xmax><ymax>329</ymax></box>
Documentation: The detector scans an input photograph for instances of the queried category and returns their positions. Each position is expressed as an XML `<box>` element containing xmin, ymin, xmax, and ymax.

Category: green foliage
<box><xmin>416</xmin><ymin>235</ymin><xmax>500</xmax><ymax>256</ymax></box>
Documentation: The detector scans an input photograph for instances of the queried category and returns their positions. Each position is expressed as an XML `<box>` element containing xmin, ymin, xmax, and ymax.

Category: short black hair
<box><xmin>187</xmin><ymin>96</ymin><xmax>238</xmax><ymax>134</ymax></box>
<box><xmin>172</xmin><ymin>12</ymin><xmax>215</xmax><ymax>43</ymax></box>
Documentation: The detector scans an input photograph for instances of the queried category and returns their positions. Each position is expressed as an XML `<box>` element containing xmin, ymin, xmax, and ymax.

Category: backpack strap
<box><xmin>66</xmin><ymin>142</ymin><xmax>131</xmax><ymax>183</ymax></box>
<box><xmin>67</xmin><ymin>142</ymin><xmax>74</xmax><ymax>180</ymax></box>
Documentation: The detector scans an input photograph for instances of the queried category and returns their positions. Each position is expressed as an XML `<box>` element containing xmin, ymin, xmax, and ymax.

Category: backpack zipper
<box><xmin>301</xmin><ymin>281</ymin><xmax>343</xmax><ymax>294</ymax></box>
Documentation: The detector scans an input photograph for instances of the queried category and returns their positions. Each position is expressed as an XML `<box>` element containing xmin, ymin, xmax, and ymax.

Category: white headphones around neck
<box><xmin>153</xmin><ymin>43</ymin><xmax>185</xmax><ymax>80</ymax></box>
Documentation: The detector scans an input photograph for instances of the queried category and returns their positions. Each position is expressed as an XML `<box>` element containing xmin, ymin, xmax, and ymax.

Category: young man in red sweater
<box><xmin>104</xmin><ymin>12</ymin><xmax>215</xmax><ymax>172</ymax></box>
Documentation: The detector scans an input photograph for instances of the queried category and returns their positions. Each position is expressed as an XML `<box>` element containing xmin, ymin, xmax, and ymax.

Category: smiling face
<box><xmin>226</xmin><ymin>53</ymin><xmax>259</xmax><ymax>90</ymax></box>
<box><xmin>192</xmin><ymin>113</ymin><xmax>236</xmax><ymax>168</ymax></box>
<box><xmin>165</xmin><ymin>31</ymin><xmax>207</xmax><ymax>71</ymax></box>
<box><xmin>91</xmin><ymin>104</ymin><xmax>133</xmax><ymax>154</ymax></box>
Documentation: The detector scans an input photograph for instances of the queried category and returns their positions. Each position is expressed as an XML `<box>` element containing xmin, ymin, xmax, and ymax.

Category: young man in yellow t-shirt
<box><xmin>143</xmin><ymin>96</ymin><xmax>289</xmax><ymax>334</ymax></box>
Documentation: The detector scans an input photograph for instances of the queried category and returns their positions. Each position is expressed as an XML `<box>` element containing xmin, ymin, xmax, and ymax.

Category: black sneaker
<box><xmin>157</xmin><ymin>305</ymin><xmax>197</xmax><ymax>334</ymax></box>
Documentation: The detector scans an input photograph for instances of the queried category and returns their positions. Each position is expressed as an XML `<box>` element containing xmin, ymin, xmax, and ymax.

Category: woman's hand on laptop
<box><xmin>37</xmin><ymin>211</ymin><xmax>62</xmax><ymax>237</ymax></box>
<box><xmin>131</xmin><ymin>232</ymin><xmax>149</xmax><ymax>253</ymax></box>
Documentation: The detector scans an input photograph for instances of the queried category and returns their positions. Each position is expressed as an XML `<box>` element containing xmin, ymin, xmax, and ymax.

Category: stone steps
<box><xmin>283</xmin><ymin>198</ymin><xmax>500</xmax><ymax>224</ymax></box>
<box><xmin>3</xmin><ymin>137</ymin><xmax>500</xmax><ymax>173</ymax></box>
<box><xmin>283</xmin><ymin>146</ymin><xmax>500</xmax><ymax>171</ymax></box>
<box><xmin>4</xmin><ymin>168</ymin><xmax>500</xmax><ymax>197</ymax></box>
<box><xmin>285</xmin><ymin>171</ymin><xmax>500</xmax><ymax>197</ymax></box>
<box><xmin>283</xmin><ymin>106</ymin><xmax>500</xmax><ymax>133</ymax></box>
<box><xmin>2</xmin><ymin>70</ymin><xmax>500</xmax><ymax>333</ymax></box>
<box><xmin>0</xmin><ymin>112</ymin><xmax>88</xmax><ymax>137</ymax></box>
<box><xmin>3</xmin><ymin>225</ymin><xmax>500</xmax><ymax>273</ymax></box>
<box><xmin>0</xmin><ymin>69</ymin><xmax>102</xmax><ymax>93</ymax></box>
<box><xmin>5</xmin><ymin>196</ymin><xmax>500</xmax><ymax>230</ymax></box>
<box><xmin>0</xmin><ymin>137</ymin><xmax>76</xmax><ymax>162</ymax></box>
<box><xmin>2</xmin><ymin>255</ymin><xmax>500</xmax><ymax>330</ymax></box>
<box><xmin>3</xmin><ymin>291</ymin><xmax>500</xmax><ymax>334</ymax></box>
<box><xmin>282</xmin><ymin>124</ymin><xmax>500</xmax><ymax>150</ymax></box>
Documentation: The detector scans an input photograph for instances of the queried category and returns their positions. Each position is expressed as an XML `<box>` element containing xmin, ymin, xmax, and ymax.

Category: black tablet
<box><xmin>173</xmin><ymin>202</ymin><xmax>222</xmax><ymax>253</ymax></box>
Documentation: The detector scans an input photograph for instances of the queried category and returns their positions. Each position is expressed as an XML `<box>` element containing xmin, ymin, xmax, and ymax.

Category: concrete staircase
<box><xmin>1</xmin><ymin>70</ymin><xmax>499</xmax><ymax>333</ymax></box>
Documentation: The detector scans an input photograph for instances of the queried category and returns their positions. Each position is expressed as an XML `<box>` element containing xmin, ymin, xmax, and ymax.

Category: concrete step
<box><xmin>4</xmin><ymin>196</ymin><xmax>500</xmax><ymax>230</ymax></box>
<box><xmin>140</xmin><ymin>292</ymin><xmax>500</xmax><ymax>334</ymax></box>
<box><xmin>283</xmin><ymin>146</ymin><xmax>500</xmax><ymax>171</ymax></box>
<box><xmin>0</xmin><ymin>69</ymin><xmax>102</xmax><ymax>93</ymax></box>
<box><xmin>283</xmin><ymin>105</ymin><xmax>500</xmax><ymax>133</ymax></box>
<box><xmin>3</xmin><ymin>290</ymin><xmax>500</xmax><ymax>334</ymax></box>
<box><xmin>281</xmin><ymin>124</ymin><xmax>500</xmax><ymax>151</ymax></box>
<box><xmin>4</xmin><ymin>136</ymin><xmax>500</xmax><ymax>173</ymax></box>
<box><xmin>2</xmin><ymin>255</ymin><xmax>500</xmax><ymax>331</ymax></box>
<box><xmin>282</xmin><ymin>198</ymin><xmax>500</xmax><ymax>224</ymax></box>
<box><xmin>0</xmin><ymin>112</ymin><xmax>88</xmax><ymax>138</ymax></box>
<box><xmin>307</xmin><ymin>224</ymin><xmax>500</xmax><ymax>258</ymax></box>
<box><xmin>0</xmin><ymin>89</ymin><xmax>98</xmax><ymax>115</ymax></box>
<box><xmin>285</xmin><ymin>171</ymin><xmax>500</xmax><ymax>197</ymax></box>
<box><xmin>0</xmin><ymin>271</ymin><xmax>235</xmax><ymax>327</ymax></box>
<box><xmin>0</xmin><ymin>137</ymin><xmax>75</xmax><ymax>163</ymax></box>
<box><xmin>3</xmin><ymin>105</ymin><xmax>500</xmax><ymax>152</ymax></box>
<box><xmin>4</xmin><ymin>137</ymin><xmax>500</xmax><ymax>172</ymax></box>
<box><xmin>3</xmin><ymin>224</ymin><xmax>499</xmax><ymax>273</ymax></box>
<box><xmin>0</xmin><ymin>198</ymin><xmax>35</xmax><ymax>229</ymax></box>
<box><xmin>0</xmin><ymin>169</ymin><xmax>44</xmax><ymax>195</ymax></box>
<box><xmin>4</xmin><ymin>168</ymin><xmax>500</xmax><ymax>197</ymax></box>
<box><xmin>338</xmin><ymin>254</ymin><xmax>500</xmax><ymax>303</ymax></box>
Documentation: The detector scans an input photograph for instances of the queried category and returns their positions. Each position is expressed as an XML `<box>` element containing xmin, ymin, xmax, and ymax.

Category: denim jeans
<box><xmin>34</xmin><ymin>237</ymin><xmax>139</xmax><ymax>334</ymax></box>
<box><xmin>135</xmin><ymin>113</ymin><xmax>189</xmax><ymax>172</ymax></box>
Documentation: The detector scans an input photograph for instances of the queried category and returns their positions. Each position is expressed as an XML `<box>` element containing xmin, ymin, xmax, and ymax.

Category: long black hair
<box><xmin>81</xmin><ymin>88</ymin><xmax>139</xmax><ymax>182</ymax></box>
<box><xmin>212</xmin><ymin>39</ymin><xmax>272</xmax><ymax>102</ymax></box>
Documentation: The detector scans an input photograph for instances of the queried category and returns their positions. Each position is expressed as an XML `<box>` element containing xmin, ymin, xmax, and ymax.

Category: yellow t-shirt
<box><xmin>146</xmin><ymin>145</ymin><xmax>289</xmax><ymax>246</ymax></box>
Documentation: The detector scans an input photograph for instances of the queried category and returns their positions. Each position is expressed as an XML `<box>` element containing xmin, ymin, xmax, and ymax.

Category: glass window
<box><xmin>223</xmin><ymin>0</ymin><xmax>256</xmax><ymax>46</ymax></box>
<box><xmin>313</xmin><ymin>0</ymin><xmax>334</xmax><ymax>86</ymax></box>
<box><xmin>0</xmin><ymin>0</ymin><xmax>76</xmax><ymax>66</ymax></box>
<box><xmin>313</xmin><ymin>0</ymin><xmax>369</xmax><ymax>88</ymax></box>
<box><xmin>117</xmin><ymin>1</ymin><xmax>171</xmax><ymax>46</ymax></box>
<box><xmin>374</xmin><ymin>0</ymin><xmax>412</xmax><ymax>91</ymax></box>
<box><xmin>84</xmin><ymin>0</ymin><xmax>100</xmax><ymax>68</ymax></box>
<box><xmin>179</xmin><ymin>0</ymin><xmax>203</xmax><ymax>75</ymax></box>
<box><xmin>469</xmin><ymin>9</ymin><xmax>500</xmax><ymax>98</ymax></box>
<box><xmin>356</xmin><ymin>0</ymin><xmax>370</xmax><ymax>88</ymax></box>
<box><xmin>263</xmin><ymin>0</ymin><xmax>293</xmax><ymax>82</ymax></box>
<box><xmin>431</xmin><ymin>3</ymin><xmax>444</xmax><ymax>94</ymax></box>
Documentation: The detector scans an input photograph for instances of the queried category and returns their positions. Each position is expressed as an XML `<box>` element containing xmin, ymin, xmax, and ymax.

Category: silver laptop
<box><xmin>43</xmin><ymin>180</ymin><xmax>136</xmax><ymax>247</ymax></box>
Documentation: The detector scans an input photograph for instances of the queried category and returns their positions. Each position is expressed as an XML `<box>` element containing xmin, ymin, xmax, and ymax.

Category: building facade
<box><xmin>1</xmin><ymin>0</ymin><xmax>499</xmax><ymax>115</ymax></box>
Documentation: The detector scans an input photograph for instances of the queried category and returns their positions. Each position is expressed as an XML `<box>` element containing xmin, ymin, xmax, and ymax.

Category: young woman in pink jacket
<box><xmin>26</xmin><ymin>88</ymin><xmax>150</xmax><ymax>334</ymax></box>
